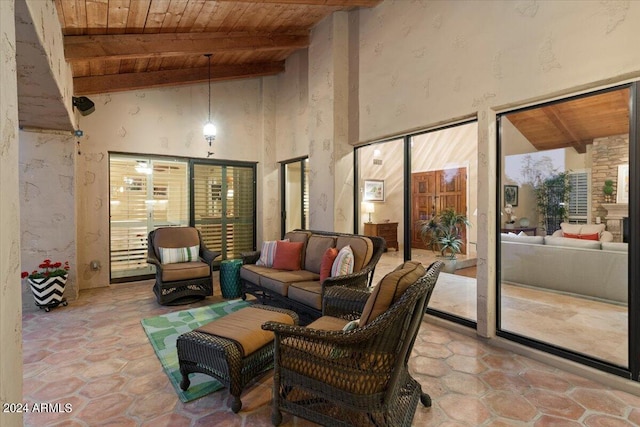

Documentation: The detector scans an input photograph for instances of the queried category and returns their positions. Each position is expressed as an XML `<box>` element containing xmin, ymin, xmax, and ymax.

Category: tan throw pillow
<box><xmin>359</xmin><ymin>261</ymin><xmax>426</xmax><ymax>326</ymax></box>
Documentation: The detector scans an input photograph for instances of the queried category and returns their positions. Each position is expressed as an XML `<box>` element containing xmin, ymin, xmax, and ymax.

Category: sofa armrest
<box><xmin>240</xmin><ymin>251</ymin><xmax>260</xmax><ymax>265</ymax></box>
<box><xmin>322</xmin><ymin>266</ymin><xmax>371</xmax><ymax>291</ymax></box>
<box><xmin>147</xmin><ymin>248</ymin><xmax>161</xmax><ymax>267</ymax></box>
<box><xmin>322</xmin><ymin>286</ymin><xmax>370</xmax><ymax>319</ymax></box>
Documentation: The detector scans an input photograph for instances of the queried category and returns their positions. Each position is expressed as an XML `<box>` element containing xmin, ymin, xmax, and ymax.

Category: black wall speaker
<box><xmin>72</xmin><ymin>96</ymin><xmax>95</xmax><ymax>116</ymax></box>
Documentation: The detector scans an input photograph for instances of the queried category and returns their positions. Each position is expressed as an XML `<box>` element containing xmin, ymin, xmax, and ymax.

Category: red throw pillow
<box><xmin>563</xmin><ymin>232</ymin><xmax>581</xmax><ymax>239</ymax></box>
<box><xmin>578</xmin><ymin>233</ymin><xmax>599</xmax><ymax>241</ymax></box>
<box><xmin>272</xmin><ymin>241</ymin><xmax>304</xmax><ymax>271</ymax></box>
<box><xmin>319</xmin><ymin>247</ymin><xmax>339</xmax><ymax>283</ymax></box>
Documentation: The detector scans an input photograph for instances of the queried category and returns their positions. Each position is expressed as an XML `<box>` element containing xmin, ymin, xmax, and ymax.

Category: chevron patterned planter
<box><xmin>28</xmin><ymin>275</ymin><xmax>67</xmax><ymax>311</ymax></box>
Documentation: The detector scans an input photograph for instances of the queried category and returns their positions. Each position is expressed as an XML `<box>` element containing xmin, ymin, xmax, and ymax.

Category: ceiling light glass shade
<box><xmin>203</xmin><ymin>121</ymin><xmax>217</xmax><ymax>144</ymax></box>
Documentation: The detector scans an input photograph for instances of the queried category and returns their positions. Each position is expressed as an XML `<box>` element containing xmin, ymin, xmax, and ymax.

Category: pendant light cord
<box><xmin>206</xmin><ymin>54</ymin><xmax>212</xmax><ymax>121</ymax></box>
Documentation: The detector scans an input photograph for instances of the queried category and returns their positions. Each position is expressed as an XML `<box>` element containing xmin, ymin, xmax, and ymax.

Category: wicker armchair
<box><xmin>147</xmin><ymin>227</ymin><xmax>219</xmax><ymax>305</ymax></box>
<box><xmin>262</xmin><ymin>261</ymin><xmax>443</xmax><ymax>426</ymax></box>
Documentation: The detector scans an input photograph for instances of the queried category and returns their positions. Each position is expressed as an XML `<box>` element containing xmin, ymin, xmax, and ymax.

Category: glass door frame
<box><xmin>280</xmin><ymin>156</ymin><xmax>309</xmax><ymax>237</ymax></box>
<box><xmin>495</xmin><ymin>82</ymin><xmax>638</xmax><ymax>380</ymax></box>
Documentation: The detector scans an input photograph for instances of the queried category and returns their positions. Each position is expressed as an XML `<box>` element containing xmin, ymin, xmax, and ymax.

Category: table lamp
<box><xmin>363</xmin><ymin>202</ymin><xmax>375</xmax><ymax>223</ymax></box>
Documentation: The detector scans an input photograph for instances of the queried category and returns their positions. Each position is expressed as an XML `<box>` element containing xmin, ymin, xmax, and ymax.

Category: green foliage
<box><xmin>533</xmin><ymin>172</ymin><xmax>572</xmax><ymax>233</ymax></box>
<box><xmin>603</xmin><ymin>180</ymin><xmax>614</xmax><ymax>196</ymax></box>
<box><xmin>418</xmin><ymin>207</ymin><xmax>470</xmax><ymax>259</ymax></box>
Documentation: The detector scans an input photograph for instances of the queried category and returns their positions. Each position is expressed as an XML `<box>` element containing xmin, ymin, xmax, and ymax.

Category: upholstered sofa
<box><xmin>501</xmin><ymin>225</ymin><xmax>628</xmax><ymax>303</ymax></box>
<box><xmin>240</xmin><ymin>229</ymin><xmax>385</xmax><ymax>321</ymax></box>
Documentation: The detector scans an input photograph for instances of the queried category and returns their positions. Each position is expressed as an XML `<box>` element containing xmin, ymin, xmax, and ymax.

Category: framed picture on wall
<box><xmin>504</xmin><ymin>185</ymin><xmax>518</xmax><ymax>206</ymax></box>
<box><xmin>363</xmin><ymin>179</ymin><xmax>384</xmax><ymax>202</ymax></box>
<box><xmin>617</xmin><ymin>164</ymin><xmax>629</xmax><ymax>203</ymax></box>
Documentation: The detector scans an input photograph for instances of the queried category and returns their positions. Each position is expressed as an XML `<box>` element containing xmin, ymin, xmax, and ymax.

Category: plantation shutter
<box><xmin>568</xmin><ymin>171</ymin><xmax>589</xmax><ymax>223</ymax></box>
<box><xmin>192</xmin><ymin>163</ymin><xmax>255</xmax><ymax>260</ymax></box>
<box><xmin>110</xmin><ymin>158</ymin><xmax>152</xmax><ymax>278</ymax></box>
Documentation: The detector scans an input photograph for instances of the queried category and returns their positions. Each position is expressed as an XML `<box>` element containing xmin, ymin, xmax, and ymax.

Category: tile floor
<box><xmin>22</xmin><ymin>271</ymin><xmax>640</xmax><ymax>426</ymax></box>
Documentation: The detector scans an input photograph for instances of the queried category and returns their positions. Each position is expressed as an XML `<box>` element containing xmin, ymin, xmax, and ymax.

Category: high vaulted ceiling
<box><xmin>54</xmin><ymin>0</ymin><xmax>382</xmax><ymax>95</ymax></box>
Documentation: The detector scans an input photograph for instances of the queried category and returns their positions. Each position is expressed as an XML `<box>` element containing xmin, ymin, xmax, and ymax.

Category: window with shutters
<box><xmin>567</xmin><ymin>170</ymin><xmax>590</xmax><ymax>224</ymax></box>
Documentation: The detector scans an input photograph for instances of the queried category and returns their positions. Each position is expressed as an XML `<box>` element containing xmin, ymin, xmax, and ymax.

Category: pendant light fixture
<box><xmin>203</xmin><ymin>54</ymin><xmax>217</xmax><ymax>146</ymax></box>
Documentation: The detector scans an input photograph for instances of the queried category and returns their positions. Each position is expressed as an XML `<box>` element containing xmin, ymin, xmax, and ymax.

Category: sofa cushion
<box><xmin>159</xmin><ymin>245</ymin><xmax>199</xmax><ymax>264</ymax></box>
<box><xmin>240</xmin><ymin>264</ymin><xmax>277</xmax><ymax>284</ymax></box>
<box><xmin>161</xmin><ymin>261</ymin><xmax>210</xmax><ymax>282</ymax></box>
<box><xmin>580</xmin><ymin>223</ymin><xmax>606</xmax><ymax>236</ymax></box>
<box><xmin>272</xmin><ymin>241</ymin><xmax>304</xmax><ymax>271</ymax></box>
<box><xmin>319</xmin><ymin>247</ymin><xmax>339</xmax><ymax>283</ymax></box>
<box><xmin>559</xmin><ymin>223</ymin><xmax>583</xmax><ymax>235</ymax></box>
<box><xmin>284</xmin><ymin>230</ymin><xmax>312</xmax><ymax>261</ymax></box>
<box><xmin>500</xmin><ymin>234</ymin><xmax>545</xmax><ymax>245</ymax></box>
<box><xmin>602</xmin><ymin>242</ymin><xmax>628</xmax><ymax>252</ymax></box>
<box><xmin>331</xmin><ymin>245</ymin><xmax>355</xmax><ymax>277</ymax></box>
<box><xmin>544</xmin><ymin>236</ymin><xmax>602</xmax><ymax>250</ymax></box>
<box><xmin>260</xmin><ymin>270</ymin><xmax>319</xmax><ymax>296</ymax></box>
<box><xmin>288</xmin><ymin>281</ymin><xmax>323</xmax><ymax>310</ymax></box>
<box><xmin>336</xmin><ymin>236</ymin><xmax>373</xmax><ymax>272</ymax></box>
<box><xmin>304</xmin><ymin>235</ymin><xmax>337</xmax><ymax>273</ymax></box>
<box><xmin>360</xmin><ymin>261</ymin><xmax>426</xmax><ymax>326</ymax></box>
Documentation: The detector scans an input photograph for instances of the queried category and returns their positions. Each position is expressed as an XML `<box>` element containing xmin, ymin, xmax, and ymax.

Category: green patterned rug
<box><xmin>141</xmin><ymin>299</ymin><xmax>251</xmax><ymax>402</ymax></box>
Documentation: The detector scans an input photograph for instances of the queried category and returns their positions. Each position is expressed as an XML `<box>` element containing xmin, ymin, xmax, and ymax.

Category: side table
<box><xmin>220</xmin><ymin>259</ymin><xmax>243</xmax><ymax>299</ymax></box>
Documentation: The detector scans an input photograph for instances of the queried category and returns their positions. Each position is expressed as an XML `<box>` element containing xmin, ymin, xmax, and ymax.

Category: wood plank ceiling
<box><xmin>54</xmin><ymin>0</ymin><xmax>382</xmax><ymax>95</ymax></box>
<box><xmin>506</xmin><ymin>88</ymin><xmax>629</xmax><ymax>153</ymax></box>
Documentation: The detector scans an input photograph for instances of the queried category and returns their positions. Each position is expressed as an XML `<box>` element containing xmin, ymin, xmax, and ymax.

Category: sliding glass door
<box><xmin>192</xmin><ymin>161</ymin><xmax>256</xmax><ymax>261</ymax></box>
<box><xmin>109</xmin><ymin>155</ymin><xmax>189</xmax><ymax>280</ymax></box>
<box><xmin>497</xmin><ymin>85</ymin><xmax>632</xmax><ymax>374</ymax></box>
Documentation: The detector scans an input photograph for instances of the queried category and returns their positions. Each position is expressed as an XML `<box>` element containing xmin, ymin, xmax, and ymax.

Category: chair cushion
<box><xmin>161</xmin><ymin>261</ymin><xmax>210</xmax><ymax>282</ymax></box>
<box><xmin>272</xmin><ymin>241</ymin><xmax>304</xmax><ymax>271</ymax></box>
<box><xmin>307</xmin><ymin>315</ymin><xmax>350</xmax><ymax>331</ymax></box>
<box><xmin>153</xmin><ymin>227</ymin><xmax>200</xmax><ymax>254</ymax></box>
<box><xmin>360</xmin><ymin>261</ymin><xmax>426</xmax><ymax>326</ymax></box>
<box><xmin>196</xmin><ymin>306</ymin><xmax>295</xmax><ymax>357</ymax></box>
<box><xmin>319</xmin><ymin>247</ymin><xmax>338</xmax><ymax>283</ymax></box>
<box><xmin>304</xmin><ymin>235</ymin><xmax>337</xmax><ymax>273</ymax></box>
<box><xmin>331</xmin><ymin>245</ymin><xmax>354</xmax><ymax>277</ymax></box>
<box><xmin>159</xmin><ymin>245</ymin><xmax>199</xmax><ymax>264</ymax></box>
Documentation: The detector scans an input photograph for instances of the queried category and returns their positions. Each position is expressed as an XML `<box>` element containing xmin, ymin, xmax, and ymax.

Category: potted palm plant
<box><xmin>419</xmin><ymin>208</ymin><xmax>471</xmax><ymax>273</ymax></box>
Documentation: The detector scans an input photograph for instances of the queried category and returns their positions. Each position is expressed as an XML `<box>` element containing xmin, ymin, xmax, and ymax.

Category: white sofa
<box><xmin>501</xmin><ymin>231</ymin><xmax>628</xmax><ymax>303</ymax></box>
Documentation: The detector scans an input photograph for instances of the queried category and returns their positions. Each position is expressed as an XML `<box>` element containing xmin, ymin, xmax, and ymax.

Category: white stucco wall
<box><xmin>1</xmin><ymin>0</ymin><xmax>23</xmax><ymax>424</ymax></box>
<box><xmin>76</xmin><ymin>80</ymin><xmax>267</xmax><ymax>289</ymax></box>
<box><xmin>19</xmin><ymin>131</ymin><xmax>77</xmax><ymax>311</ymax></box>
<box><xmin>357</xmin><ymin>1</ymin><xmax>640</xmax><ymax>142</ymax></box>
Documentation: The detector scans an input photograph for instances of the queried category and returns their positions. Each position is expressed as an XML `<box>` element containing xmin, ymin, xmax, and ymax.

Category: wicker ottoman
<box><xmin>177</xmin><ymin>305</ymin><xmax>298</xmax><ymax>412</ymax></box>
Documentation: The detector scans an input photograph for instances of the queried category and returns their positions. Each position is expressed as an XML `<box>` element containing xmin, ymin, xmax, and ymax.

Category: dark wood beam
<box><xmin>73</xmin><ymin>61</ymin><xmax>285</xmax><ymax>95</ymax></box>
<box><xmin>213</xmin><ymin>0</ymin><xmax>382</xmax><ymax>6</ymax></box>
<box><xmin>64</xmin><ymin>32</ymin><xmax>309</xmax><ymax>61</ymax></box>
<box><xmin>542</xmin><ymin>106</ymin><xmax>588</xmax><ymax>154</ymax></box>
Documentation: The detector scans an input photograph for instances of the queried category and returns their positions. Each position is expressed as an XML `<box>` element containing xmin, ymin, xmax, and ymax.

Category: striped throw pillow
<box><xmin>159</xmin><ymin>245</ymin><xmax>199</xmax><ymax>264</ymax></box>
<box><xmin>331</xmin><ymin>245</ymin><xmax>354</xmax><ymax>277</ymax></box>
<box><xmin>256</xmin><ymin>239</ymin><xmax>289</xmax><ymax>267</ymax></box>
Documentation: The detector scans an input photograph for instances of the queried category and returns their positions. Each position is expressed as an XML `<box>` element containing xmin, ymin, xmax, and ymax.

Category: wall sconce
<box><xmin>363</xmin><ymin>202</ymin><xmax>375</xmax><ymax>223</ymax></box>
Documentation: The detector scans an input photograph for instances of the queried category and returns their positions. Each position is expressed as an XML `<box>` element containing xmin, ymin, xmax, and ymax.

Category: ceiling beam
<box><xmin>213</xmin><ymin>0</ymin><xmax>382</xmax><ymax>6</ymax></box>
<box><xmin>64</xmin><ymin>32</ymin><xmax>309</xmax><ymax>61</ymax></box>
<box><xmin>542</xmin><ymin>106</ymin><xmax>588</xmax><ymax>154</ymax></box>
<box><xmin>72</xmin><ymin>62</ymin><xmax>285</xmax><ymax>95</ymax></box>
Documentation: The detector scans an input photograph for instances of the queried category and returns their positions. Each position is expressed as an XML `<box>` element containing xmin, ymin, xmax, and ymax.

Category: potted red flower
<box><xmin>21</xmin><ymin>259</ymin><xmax>69</xmax><ymax>311</ymax></box>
